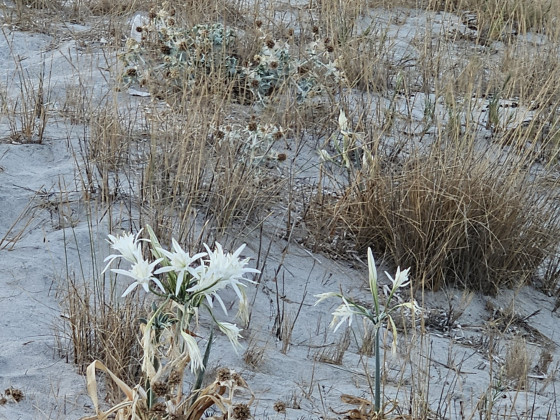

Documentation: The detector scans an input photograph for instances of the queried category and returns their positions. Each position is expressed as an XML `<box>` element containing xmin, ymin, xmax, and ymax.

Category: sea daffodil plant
<box><xmin>315</xmin><ymin>248</ymin><xmax>420</xmax><ymax>414</ymax></box>
<box><xmin>92</xmin><ymin>225</ymin><xmax>259</xmax><ymax>418</ymax></box>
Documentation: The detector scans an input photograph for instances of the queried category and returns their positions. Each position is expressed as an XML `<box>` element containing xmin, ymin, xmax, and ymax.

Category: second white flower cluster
<box><xmin>103</xmin><ymin>227</ymin><xmax>259</xmax><ymax>319</ymax></box>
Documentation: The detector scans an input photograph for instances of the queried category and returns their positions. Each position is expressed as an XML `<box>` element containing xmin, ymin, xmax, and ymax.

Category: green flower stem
<box><xmin>375</xmin><ymin>328</ymin><xmax>380</xmax><ymax>413</ymax></box>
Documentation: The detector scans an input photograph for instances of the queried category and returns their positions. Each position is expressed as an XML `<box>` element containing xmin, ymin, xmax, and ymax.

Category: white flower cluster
<box><xmin>103</xmin><ymin>227</ymin><xmax>259</xmax><ymax>352</ymax></box>
<box><xmin>315</xmin><ymin>248</ymin><xmax>421</xmax><ymax>353</ymax></box>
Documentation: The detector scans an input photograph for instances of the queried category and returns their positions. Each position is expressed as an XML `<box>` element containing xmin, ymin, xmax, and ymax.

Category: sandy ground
<box><xmin>1</xmin><ymin>4</ymin><xmax>560</xmax><ymax>420</ymax></box>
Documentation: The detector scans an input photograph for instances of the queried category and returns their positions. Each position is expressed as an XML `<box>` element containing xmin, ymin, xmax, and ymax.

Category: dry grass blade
<box><xmin>0</xmin><ymin>189</ymin><xmax>40</xmax><ymax>250</ymax></box>
<box><xmin>81</xmin><ymin>362</ymin><xmax>253</xmax><ymax>420</ymax></box>
<box><xmin>81</xmin><ymin>360</ymin><xmax>138</xmax><ymax>420</ymax></box>
<box><xmin>184</xmin><ymin>385</ymin><xmax>227</xmax><ymax>420</ymax></box>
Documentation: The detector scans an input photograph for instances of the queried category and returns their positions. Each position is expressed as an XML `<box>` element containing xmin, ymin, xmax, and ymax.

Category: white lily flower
<box><xmin>154</xmin><ymin>238</ymin><xmax>207</xmax><ymax>296</ymax></box>
<box><xmin>385</xmin><ymin>267</ymin><xmax>411</xmax><ymax>290</ymax></box>
<box><xmin>216</xmin><ymin>321</ymin><xmax>243</xmax><ymax>352</ymax></box>
<box><xmin>330</xmin><ymin>297</ymin><xmax>361</xmax><ymax>333</ymax></box>
<box><xmin>187</xmin><ymin>243</ymin><xmax>259</xmax><ymax>315</ymax></box>
<box><xmin>181</xmin><ymin>331</ymin><xmax>203</xmax><ymax>373</ymax></box>
<box><xmin>112</xmin><ymin>256</ymin><xmax>165</xmax><ymax>297</ymax></box>
<box><xmin>314</xmin><ymin>292</ymin><xmax>341</xmax><ymax>305</ymax></box>
<box><xmin>205</xmin><ymin>242</ymin><xmax>260</xmax><ymax>283</ymax></box>
<box><xmin>103</xmin><ymin>229</ymin><xmax>146</xmax><ymax>273</ymax></box>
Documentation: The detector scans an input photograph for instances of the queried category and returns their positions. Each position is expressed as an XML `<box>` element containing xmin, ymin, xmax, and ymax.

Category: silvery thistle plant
<box><xmin>315</xmin><ymin>248</ymin><xmax>420</xmax><ymax>414</ymax></box>
<box><xmin>98</xmin><ymin>225</ymin><xmax>259</xmax><ymax>416</ymax></box>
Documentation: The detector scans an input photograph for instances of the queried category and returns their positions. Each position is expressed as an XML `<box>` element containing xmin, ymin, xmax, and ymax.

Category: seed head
<box><xmin>169</xmin><ymin>68</ymin><xmax>179</xmax><ymax>79</ymax></box>
<box><xmin>251</xmin><ymin>79</ymin><xmax>260</xmax><ymax>87</ymax></box>
<box><xmin>126</xmin><ymin>68</ymin><xmax>138</xmax><ymax>77</ymax></box>
<box><xmin>167</xmin><ymin>17</ymin><xmax>176</xmax><ymax>26</ymax></box>
<box><xmin>326</xmin><ymin>44</ymin><xmax>334</xmax><ymax>53</ymax></box>
<box><xmin>255</xmin><ymin>20</ymin><xmax>263</xmax><ymax>28</ymax></box>
<box><xmin>312</xmin><ymin>25</ymin><xmax>319</xmax><ymax>34</ymax></box>
<box><xmin>151</xmin><ymin>381</ymin><xmax>169</xmax><ymax>396</ymax></box>
<box><xmin>273</xmin><ymin>131</ymin><xmax>283</xmax><ymax>140</ymax></box>
<box><xmin>168</xmin><ymin>370</ymin><xmax>182</xmax><ymax>386</ymax></box>
<box><xmin>5</xmin><ymin>388</ymin><xmax>24</xmax><ymax>402</ymax></box>
<box><xmin>135</xmin><ymin>26</ymin><xmax>143</xmax><ymax>33</ymax></box>
<box><xmin>232</xmin><ymin>404</ymin><xmax>251</xmax><ymax>420</ymax></box>
<box><xmin>265</xmin><ymin>39</ymin><xmax>275</xmax><ymax>49</ymax></box>
<box><xmin>148</xmin><ymin>10</ymin><xmax>157</xmax><ymax>19</ymax></box>
<box><xmin>277</xmin><ymin>153</ymin><xmax>287</xmax><ymax>162</ymax></box>
<box><xmin>150</xmin><ymin>402</ymin><xmax>167</xmax><ymax>413</ymax></box>
<box><xmin>232</xmin><ymin>372</ymin><xmax>245</xmax><ymax>387</ymax></box>
<box><xmin>287</xmin><ymin>28</ymin><xmax>294</xmax><ymax>36</ymax></box>
<box><xmin>274</xmin><ymin>401</ymin><xmax>286</xmax><ymax>413</ymax></box>
<box><xmin>217</xmin><ymin>367</ymin><xmax>231</xmax><ymax>382</ymax></box>
<box><xmin>161</xmin><ymin>45</ymin><xmax>172</xmax><ymax>55</ymax></box>
<box><xmin>248</xmin><ymin>122</ymin><xmax>258</xmax><ymax>132</ymax></box>
<box><xmin>270</xmin><ymin>61</ymin><xmax>279</xmax><ymax>69</ymax></box>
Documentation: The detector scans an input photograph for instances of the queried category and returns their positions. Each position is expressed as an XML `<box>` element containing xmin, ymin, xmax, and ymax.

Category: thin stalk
<box><xmin>375</xmin><ymin>328</ymin><xmax>380</xmax><ymax>413</ymax></box>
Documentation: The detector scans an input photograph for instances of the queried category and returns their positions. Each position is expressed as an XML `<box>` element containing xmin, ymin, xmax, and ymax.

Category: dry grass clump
<box><xmin>316</xmin><ymin>0</ymin><xmax>366</xmax><ymax>44</ymax></box>
<box><xmin>315</xmin><ymin>328</ymin><xmax>351</xmax><ymax>365</ymax></box>
<box><xmin>433</xmin><ymin>0</ymin><xmax>560</xmax><ymax>40</ymax></box>
<box><xmin>335</xmin><ymin>29</ymin><xmax>393</xmax><ymax>93</ymax></box>
<box><xmin>0</xmin><ymin>44</ymin><xmax>51</xmax><ymax>144</ymax></box>
<box><xmin>139</xmin><ymin>102</ymin><xmax>285</xmax><ymax>237</ymax></box>
<box><xmin>55</xmin><ymin>274</ymin><xmax>145</xmax><ymax>403</ymax></box>
<box><xmin>504</xmin><ymin>336</ymin><xmax>531</xmax><ymax>388</ymax></box>
<box><xmin>88</xmin><ymin>110</ymin><xmax>131</xmax><ymax>173</ymax></box>
<box><xmin>84</xmin><ymin>0</ymin><xmax>152</xmax><ymax>16</ymax></box>
<box><xmin>316</xmin><ymin>148</ymin><xmax>560</xmax><ymax>293</ymax></box>
<box><xmin>242</xmin><ymin>334</ymin><xmax>268</xmax><ymax>369</ymax></box>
